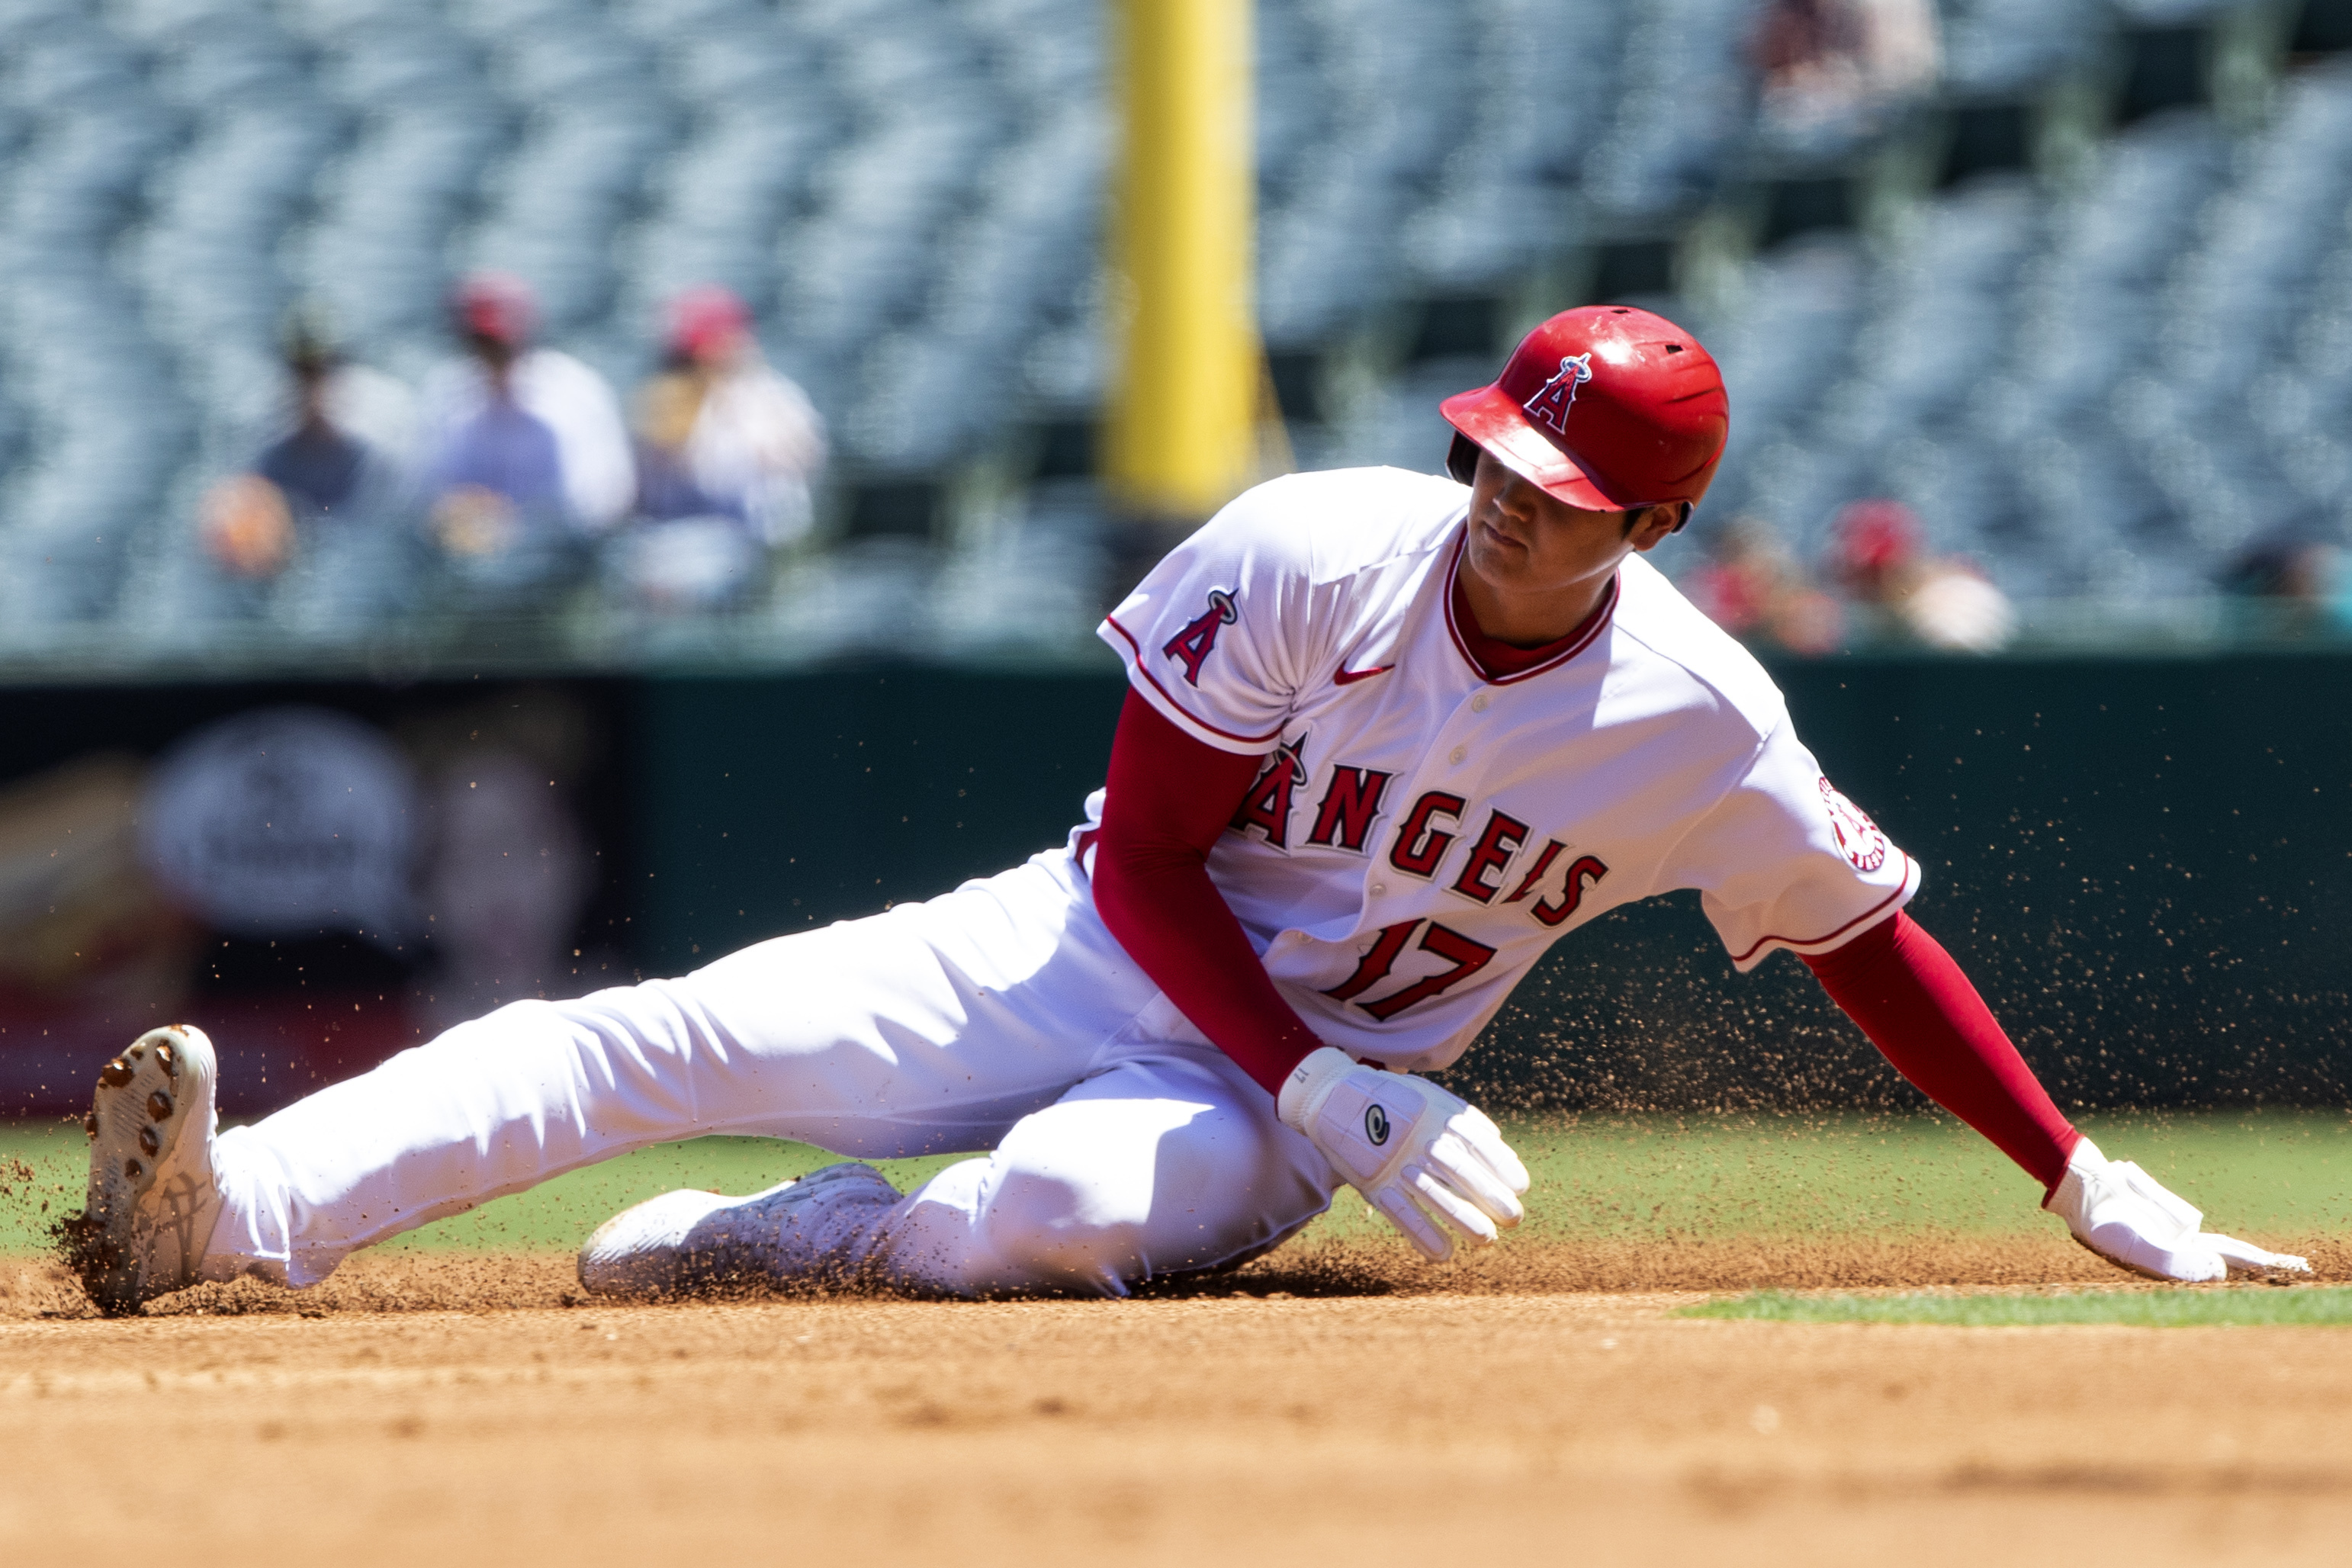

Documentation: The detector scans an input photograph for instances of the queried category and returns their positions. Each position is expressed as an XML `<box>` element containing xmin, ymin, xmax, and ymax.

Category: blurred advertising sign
<box><xmin>140</xmin><ymin>707</ymin><xmax>416</xmax><ymax>946</ymax></box>
<box><xmin>0</xmin><ymin>754</ymin><xmax>192</xmax><ymax>1007</ymax></box>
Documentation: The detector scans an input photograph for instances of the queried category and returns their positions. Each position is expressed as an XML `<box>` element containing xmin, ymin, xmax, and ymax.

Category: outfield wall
<box><xmin>631</xmin><ymin>651</ymin><xmax>2352</xmax><ymax>1113</ymax></box>
<box><xmin>0</xmin><ymin>651</ymin><xmax>2341</xmax><ymax>1114</ymax></box>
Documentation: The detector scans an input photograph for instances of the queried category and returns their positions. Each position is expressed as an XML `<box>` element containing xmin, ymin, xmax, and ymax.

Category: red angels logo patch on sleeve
<box><xmin>1818</xmin><ymin>777</ymin><xmax>1888</xmax><ymax>872</ymax></box>
<box><xmin>1162</xmin><ymin>588</ymin><xmax>1239</xmax><ymax>686</ymax></box>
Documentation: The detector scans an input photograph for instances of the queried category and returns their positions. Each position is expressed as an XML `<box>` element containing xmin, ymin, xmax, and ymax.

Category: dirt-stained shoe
<box><xmin>63</xmin><ymin>1025</ymin><xmax>224</xmax><ymax>1316</ymax></box>
<box><xmin>577</xmin><ymin>1162</ymin><xmax>901</xmax><ymax>1298</ymax></box>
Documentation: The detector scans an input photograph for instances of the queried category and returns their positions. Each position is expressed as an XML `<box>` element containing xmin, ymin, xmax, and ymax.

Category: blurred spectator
<box><xmin>1754</xmin><ymin>0</ymin><xmax>1939</xmax><ymax>148</ymax></box>
<box><xmin>1830</xmin><ymin>499</ymin><xmax>2016</xmax><ymax>652</ymax></box>
<box><xmin>609</xmin><ymin>287</ymin><xmax>829</xmax><ymax>612</ymax></box>
<box><xmin>2221</xmin><ymin>532</ymin><xmax>2352</xmax><ymax>637</ymax></box>
<box><xmin>414</xmin><ymin>274</ymin><xmax>634</xmax><ymax>567</ymax></box>
<box><xmin>635</xmin><ymin>286</ymin><xmax>827</xmax><ymax>541</ymax></box>
<box><xmin>198</xmin><ymin>310</ymin><xmax>404</xmax><ymax>581</ymax></box>
<box><xmin>1688</xmin><ymin>516</ymin><xmax>1846</xmax><ymax>654</ymax></box>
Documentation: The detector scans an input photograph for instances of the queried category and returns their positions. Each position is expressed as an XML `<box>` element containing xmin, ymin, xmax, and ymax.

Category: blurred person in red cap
<box><xmin>631</xmin><ymin>285</ymin><xmax>826</xmax><ymax>544</ymax></box>
<box><xmin>413</xmin><ymin>272</ymin><xmax>634</xmax><ymax>564</ymax></box>
<box><xmin>612</xmin><ymin>285</ymin><xmax>827</xmax><ymax>611</ymax></box>
<box><xmin>1688</xmin><ymin>514</ymin><xmax>1845</xmax><ymax>655</ymax></box>
<box><xmin>1830</xmin><ymin>498</ymin><xmax>2013</xmax><ymax>652</ymax></box>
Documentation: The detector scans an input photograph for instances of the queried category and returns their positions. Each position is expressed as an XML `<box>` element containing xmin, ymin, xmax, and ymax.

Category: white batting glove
<box><xmin>2045</xmin><ymin>1138</ymin><xmax>2311</xmax><ymax>1283</ymax></box>
<box><xmin>1279</xmin><ymin>1046</ymin><xmax>1531</xmax><ymax>1261</ymax></box>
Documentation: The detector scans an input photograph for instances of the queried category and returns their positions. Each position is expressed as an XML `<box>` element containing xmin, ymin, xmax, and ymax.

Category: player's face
<box><xmin>1460</xmin><ymin>451</ymin><xmax>1679</xmax><ymax>641</ymax></box>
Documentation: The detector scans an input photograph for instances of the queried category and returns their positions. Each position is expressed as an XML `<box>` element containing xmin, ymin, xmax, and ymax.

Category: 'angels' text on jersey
<box><xmin>1089</xmin><ymin>468</ymin><xmax>1917</xmax><ymax>1074</ymax></box>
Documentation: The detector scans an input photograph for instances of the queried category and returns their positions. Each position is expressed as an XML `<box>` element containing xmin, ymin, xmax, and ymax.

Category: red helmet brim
<box><xmin>1438</xmin><ymin>384</ymin><xmax>1629</xmax><ymax>512</ymax></box>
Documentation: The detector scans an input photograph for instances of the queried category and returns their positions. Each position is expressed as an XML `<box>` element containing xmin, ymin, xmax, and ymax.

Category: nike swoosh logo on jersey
<box><xmin>1334</xmin><ymin>664</ymin><xmax>1393</xmax><ymax>686</ymax></box>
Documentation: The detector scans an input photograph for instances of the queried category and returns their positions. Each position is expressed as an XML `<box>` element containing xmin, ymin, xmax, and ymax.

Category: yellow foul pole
<box><xmin>1105</xmin><ymin>0</ymin><xmax>1261</xmax><ymax>522</ymax></box>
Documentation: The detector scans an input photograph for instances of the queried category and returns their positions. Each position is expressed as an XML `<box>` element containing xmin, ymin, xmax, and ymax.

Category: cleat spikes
<box><xmin>72</xmin><ymin>1025</ymin><xmax>222</xmax><ymax>1316</ymax></box>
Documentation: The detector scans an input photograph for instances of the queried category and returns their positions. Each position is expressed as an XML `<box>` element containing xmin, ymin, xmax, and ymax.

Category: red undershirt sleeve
<box><xmin>1090</xmin><ymin>689</ymin><xmax>1328</xmax><ymax>1096</ymax></box>
<box><xmin>1802</xmin><ymin>911</ymin><xmax>2080</xmax><ymax>1191</ymax></box>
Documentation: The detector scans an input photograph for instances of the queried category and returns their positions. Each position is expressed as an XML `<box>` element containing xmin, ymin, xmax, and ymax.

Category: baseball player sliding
<box><xmin>67</xmin><ymin>307</ymin><xmax>2305</xmax><ymax>1313</ymax></box>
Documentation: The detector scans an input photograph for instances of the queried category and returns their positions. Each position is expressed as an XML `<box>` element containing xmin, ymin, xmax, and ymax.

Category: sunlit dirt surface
<box><xmin>5</xmin><ymin>1240</ymin><xmax>2352</xmax><ymax>1566</ymax></box>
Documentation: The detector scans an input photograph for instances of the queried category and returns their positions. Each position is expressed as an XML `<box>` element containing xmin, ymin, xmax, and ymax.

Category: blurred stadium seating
<box><xmin>0</xmin><ymin>0</ymin><xmax>2347</xmax><ymax>670</ymax></box>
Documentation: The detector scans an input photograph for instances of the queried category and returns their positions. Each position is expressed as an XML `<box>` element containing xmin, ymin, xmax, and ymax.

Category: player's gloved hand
<box><xmin>1279</xmin><ymin>1046</ymin><xmax>1530</xmax><ymax>1261</ymax></box>
<box><xmin>2045</xmin><ymin>1137</ymin><xmax>2311</xmax><ymax>1283</ymax></box>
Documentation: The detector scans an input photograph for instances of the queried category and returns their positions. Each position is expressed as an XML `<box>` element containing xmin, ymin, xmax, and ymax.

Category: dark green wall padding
<box><xmin>630</xmin><ymin>651</ymin><xmax>2352</xmax><ymax>1112</ymax></box>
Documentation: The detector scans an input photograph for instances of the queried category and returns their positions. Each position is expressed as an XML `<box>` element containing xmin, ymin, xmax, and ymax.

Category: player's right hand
<box><xmin>1278</xmin><ymin>1046</ymin><xmax>1530</xmax><ymax>1262</ymax></box>
<box><xmin>2045</xmin><ymin>1138</ymin><xmax>2311</xmax><ymax>1283</ymax></box>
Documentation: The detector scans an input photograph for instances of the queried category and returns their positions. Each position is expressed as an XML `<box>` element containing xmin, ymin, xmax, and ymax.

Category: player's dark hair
<box><xmin>1446</xmin><ymin>432</ymin><xmax>1481</xmax><ymax>485</ymax></box>
<box><xmin>1623</xmin><ymin>503</ymin><xmax>1693</xmax><ymax>538</ymax></box>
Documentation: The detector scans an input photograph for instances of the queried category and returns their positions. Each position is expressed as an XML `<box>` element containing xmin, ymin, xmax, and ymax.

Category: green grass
<box><xmin>0</xmin><ymin>1122</ymin><xmax>965</xmax><ymax>1258</ymax></box>
<box><xmin>5</xmin><ymin>1108</ymin><xmax>2347</xmax><ymax>1258</ymax></box>
<box><xmin>1518</xmin><ymin>1108</ymin><xmax>2352</xmax><ymax>1239</ymax></box>
<box><xmin>1682</xmin><ymin>1287</ymin><xmax>2352</xmax><ymax>1329</ymax></box>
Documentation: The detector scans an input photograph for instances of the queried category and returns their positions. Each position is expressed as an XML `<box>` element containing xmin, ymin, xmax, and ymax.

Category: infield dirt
<box><xmin>5</xmin><ymin>1239</ymin><xmax>2351</xmax><ymax>1566</ymax></box>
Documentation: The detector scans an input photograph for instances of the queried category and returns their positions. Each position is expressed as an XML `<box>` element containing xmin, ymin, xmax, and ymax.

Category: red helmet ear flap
<box><xmin>1446</xmin><ymin>431</ymin><xmax>1482</xmax><ymax>486</ymax></box>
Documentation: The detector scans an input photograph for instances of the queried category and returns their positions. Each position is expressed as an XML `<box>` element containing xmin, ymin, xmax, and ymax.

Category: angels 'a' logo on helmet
<box><xmin>1818</xmin><ymin>777</ymin><xmax>1888</xmax><ymax>873</ymax></box>
<box><xmin>1522</xmin><ymin>352</ymin><xmax>1593</xmax><ymax>435</ymax></box>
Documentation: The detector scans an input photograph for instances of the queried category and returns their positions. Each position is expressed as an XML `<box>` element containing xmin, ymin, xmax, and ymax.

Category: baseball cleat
<box><xmin>62</xmin><ymin>1024</ymin><xmax>225</xmax><ymax>1316</ymax></box>
<box><xmin>577</xmin><ymin>1161</ymin><xmax>901</xmax><ymax>1298</ymax></box>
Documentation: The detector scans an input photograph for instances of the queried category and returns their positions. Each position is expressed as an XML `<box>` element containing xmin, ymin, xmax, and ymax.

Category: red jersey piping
<box><xmin>1442</xmin><ymin>533</ymin><xmax>1620</xmax><ymax>685</ymax></box>
<box><xmin>1102</xmin><ymin>613</ymin><xmax>1287</xmax><ymax>747</ymax></box>
<box><xmin>1724</xmin><ymin>850</ymin><xmax>1919</xmax><ymax>966</ymax></box>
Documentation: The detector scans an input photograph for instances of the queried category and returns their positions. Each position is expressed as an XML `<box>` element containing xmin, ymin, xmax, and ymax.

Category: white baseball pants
<box><xmin>198</xmin><ymin>850</ymin><xmax>1341</xmax><ymax>1296</ymax></box>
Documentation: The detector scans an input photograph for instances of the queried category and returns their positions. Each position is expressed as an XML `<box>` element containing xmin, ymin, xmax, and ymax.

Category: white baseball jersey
<box><xmin>1087</xmin><ymin>467</ymin><xmax>1918</xmax><ymax>1075</ymax></box>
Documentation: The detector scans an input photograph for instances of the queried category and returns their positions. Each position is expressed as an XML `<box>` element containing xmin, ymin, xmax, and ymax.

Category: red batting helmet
<box><xmin>1440</xmin><ymin>304</ymin><xmax>1728</xmax><ymax>516</ymax></box>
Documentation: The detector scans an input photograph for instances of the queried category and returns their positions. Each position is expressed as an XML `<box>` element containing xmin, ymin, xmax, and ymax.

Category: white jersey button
<box><xmin>1471</xmin><ymin>692</ymin><xmax>1489</xmax><ymax>712</ymax></box>
<box><xmin>1370</xmin><ymin>881</ymin><xmax>1387</xmax><ymax>896</ymax></box>
<box><xmin>1448</xmin><ymin>745</ymin><xmax>1467</xmax><ymax>764</ymax></box>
